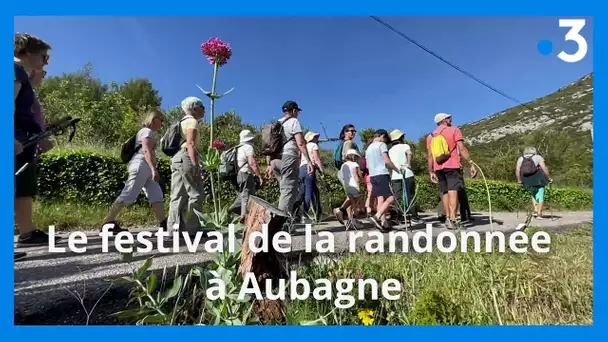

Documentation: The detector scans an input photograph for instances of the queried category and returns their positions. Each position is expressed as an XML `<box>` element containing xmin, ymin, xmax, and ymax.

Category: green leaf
<box><xmin>147</xmin><ymin>273</ymin><xmax>157</xmax><ymax>293</ymax></box>
<box><xmin>140</xmin><ymin>314</ymin><xmax>167</xmax><ymax>325</ymax></box>
<box><xmin>164</xmin><ymin>275</ymin><xmax>183</xmax><ymax>301</ymax></box>
<box><xmin>137</xmin><ymin>258</ymin><xmax>154</xmax><ymax>278</ymax></box>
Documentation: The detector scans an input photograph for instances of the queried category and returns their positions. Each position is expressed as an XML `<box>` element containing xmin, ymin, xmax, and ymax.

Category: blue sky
<box><xmin>14</xmin><ymin>16</ymin><xmax>593</xmax><ymax>142</ymax></box>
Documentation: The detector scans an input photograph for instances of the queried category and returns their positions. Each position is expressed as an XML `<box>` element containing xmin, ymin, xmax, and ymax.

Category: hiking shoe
<box><xmin>334</xmin><ymin>208</ymin><xmax>345</xmax><ymax>225</ymax></box>
<box><xmin>15</xmin><ymin>251</ymin><xmax>26</xmax><ymax>261</ymax></box>
<box><xmin>17</xmin><ymin>229</ymin><xmax>61</xmax><ymax>247</ymax></box>
<box><xmin>101</xmin><ymin>221</ymin><xmax>128</xmax><ymax>234</ymax></box>
<box><xmin>159</xmin><ymin>218</ymin><xmax>168</xmax><ymax>231</ymax></box>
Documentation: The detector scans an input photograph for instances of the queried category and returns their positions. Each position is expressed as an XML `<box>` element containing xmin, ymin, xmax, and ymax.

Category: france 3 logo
<box><xmin>538</xmin><ymin>19</ymin><xmax>588</xmax><ymax>63</ymax></box>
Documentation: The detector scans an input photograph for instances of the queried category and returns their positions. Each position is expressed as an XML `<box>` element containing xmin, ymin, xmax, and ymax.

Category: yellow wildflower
<box><xmin>358</xmin><ymin>309</ymin><xmax>375</xmax><ymax>325</ymax></box>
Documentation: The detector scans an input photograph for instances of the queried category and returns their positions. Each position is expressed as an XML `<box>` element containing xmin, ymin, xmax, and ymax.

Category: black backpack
<box><xmin>520</xmin><ymin>155</ymin><xmax>538</xmax><ymax>177</ymax></box>
<box><xmin>119</xmin><ymin>134</ymin><xmax>141</xmax><ymax>163</ymax></box>
<box><xmin>161</xmin><ymin>117</ymin><xmax>188</xmax><ymax>157</ymax></box>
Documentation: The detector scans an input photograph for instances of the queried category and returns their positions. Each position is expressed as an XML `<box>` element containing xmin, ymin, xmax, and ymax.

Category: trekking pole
<box><xmin>402</xmin><ymin>177</ymin><xmax>410</xmax><ymax>230</ymax></box>
<box><xmin>15</xmin><ymin>117</ymin><xmax>81</xmax><ymax>177</ymax></box>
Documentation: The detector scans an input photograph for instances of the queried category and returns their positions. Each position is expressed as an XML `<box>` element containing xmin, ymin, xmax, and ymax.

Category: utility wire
<box><xmin>369</xmin><ymin>16</ymin><xmax>539</xmax><ymax>113</ymax></box>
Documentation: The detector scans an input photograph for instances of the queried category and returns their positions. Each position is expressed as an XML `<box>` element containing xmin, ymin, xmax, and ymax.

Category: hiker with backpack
<box><xmin>226</xmin><ymin>129</ymin><xmax>264</xmax><ymax>223</ymax></box>
<box><xmin>262</xmin><ymin>101</ymin><xmax>313</xmax><ymax>220</ymax></box>
<box><xmin>104</xmin><ymin>109</ymin><xmax>167</xmax><ymax>232</ymax></box>
<box><xmin>332</xmin><ymin>124</ymin><xmax>361</xmax><ymax>224</ymax></box>
<box><xmin>164</xmin><ymin>96</ymin><xmax>207</xmax><ymax>235</ymax></box>
<box><xmin>388</xmin><ymin>129</ymin><xmax>421</xmax><ymax>225</ymax></box>
<box><xmin>365</xmin><ymin>129</ymin><xmax>401</xmax><ymax>231</ymax></box>
<box><xmin>515</xmin><ymin>146</ymin><xmax>553</xmax><ymax>219</ymax></box>
<box><xmin>426</xmin><ymin>113</ymin><xmax>476</xmax><ymax>230</ymax></box>
<box><xmin>299</xmin><ymin>131</ymin><xmax>324</xmax><ymax>222</ymax></box>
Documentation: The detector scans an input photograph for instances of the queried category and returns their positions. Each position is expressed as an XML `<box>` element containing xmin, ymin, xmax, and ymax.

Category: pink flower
<box><xmin>212</xmin><ymin>139</ymin><xmax>226</xmax><ymax>150</ymax></box>
<box><xmin>201</xmin><ymin>37</ymin><xmax>232</xmax><ymax>67</ymax></box>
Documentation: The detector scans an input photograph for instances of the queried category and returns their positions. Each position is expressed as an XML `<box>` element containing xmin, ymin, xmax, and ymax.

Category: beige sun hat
<box><xmin>305</xmin><ymin>131</ymin><xmax>320</xmax><ymax>142</ymax></box>
<box><xmin>239</xmin><ymin>129</ymin><xmax>255</xmax><ymax>143</ymax></box>
<box><xmin>346</xmin><ymin>149</ymin><xmax>360</xmax><ymax>157</ymax></box>
<box><xmin>389</xmin><ymin>129</ymin><xmax>405</xmax><ymax>141</ymax></box>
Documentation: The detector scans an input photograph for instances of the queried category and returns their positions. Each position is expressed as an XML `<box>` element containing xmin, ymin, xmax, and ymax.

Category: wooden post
<box><xmin>239</xmin><ymin>196</ymin><xmax>289</xmax><ymax>324</ymax></box>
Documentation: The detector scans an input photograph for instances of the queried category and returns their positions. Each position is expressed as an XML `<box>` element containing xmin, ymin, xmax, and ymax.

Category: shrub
<box><xmin>35</xmin><ymin>150</ymin><xmax>592</xmax><ymax>212</ymax></box>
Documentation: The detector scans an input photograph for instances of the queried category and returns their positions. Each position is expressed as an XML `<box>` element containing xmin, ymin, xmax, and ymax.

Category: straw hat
<box><xmin>304</xmin><ymin>131</ymin><xmax>320</xmax><ymax>142</ymax></box>
<box><xmin>345</xmin><ymin>149</ymin><xmax>360</xmax><ymax>157</ymax></box>
<box><xmin>239</xmin><ymin>129</ymin><xmax>254</xmax><ymax>143</ymax></box>
<box><xmin>389</xmin><ymin>129</ymin><xmax>405</xmax><ymax>141</ymax></box>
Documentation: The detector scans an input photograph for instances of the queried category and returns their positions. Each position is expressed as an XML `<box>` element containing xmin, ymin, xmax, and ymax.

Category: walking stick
<box><xmin>15</xmin><ymin>117</ymin><xmax>81</xmax><ymax>176</ymax></box>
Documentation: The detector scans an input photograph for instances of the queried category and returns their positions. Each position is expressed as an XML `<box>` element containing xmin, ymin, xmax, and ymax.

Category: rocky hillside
<box><xmin>460</xmin><ymin>73</ymin><xmax>593</xmax><ymax>145</ymax></box>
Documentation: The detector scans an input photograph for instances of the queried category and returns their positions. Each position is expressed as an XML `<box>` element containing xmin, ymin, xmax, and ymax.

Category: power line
<box><xmin>369</xmin><ymin>16</ymin><xmax>539</xmax><ymax>113</ymax></box>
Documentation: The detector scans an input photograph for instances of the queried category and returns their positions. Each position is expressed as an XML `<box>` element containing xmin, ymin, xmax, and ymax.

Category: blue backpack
<box><xmin>333</xmin><ymin>142</ymin><xmax>344</xmax><ymax>169</ymax></box>
<box><xmin>334</xmin><ymin>141</ymin><xmax>359</xmax><ymax>169</ymax></box>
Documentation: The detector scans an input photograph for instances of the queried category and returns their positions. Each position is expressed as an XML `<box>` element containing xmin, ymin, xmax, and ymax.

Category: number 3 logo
<box><xmin>558</xmin><ymin>19</ymin><xmax>588</xmax><ymax>63</ymax></box>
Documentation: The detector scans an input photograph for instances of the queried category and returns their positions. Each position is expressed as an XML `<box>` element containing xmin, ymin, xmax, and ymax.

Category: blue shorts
<box><xmin>530</xmin><ymin>187</ymin><xmax>545</xmax><ymax>202</ymax></box>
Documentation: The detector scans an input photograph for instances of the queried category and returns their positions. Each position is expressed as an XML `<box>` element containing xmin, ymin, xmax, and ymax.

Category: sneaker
<box><xmin>17</xmin><ymin>229</ymin><xmax>61</xmax><ymax>247</ymax></box>
<box><xmin>381</xmin><ymin>216</ymin><xmax>392</xmax><ymax>231</ymax></box>
<box><xmin>369</xmin><ymin>215</ymin><xmax>383</xmax><ymax>230</ymax></box>
<box><xmin>101</xmin><ymin>221</ymin><xmax>128</xmax><ymax>233</ymax></box>
<box><xmin>444</xmin><ymin>219</ymin><xmax>456</xmax><ymax>230</ymax></box>
<box><xmin>334</xmin><ymin>208</ymin><xmax>345</xmax><ymax>225</ymax></box>
<box><xmin>352</xmin><ymin>219</ymin><xmax>364</xmax><ymax>230</ymax></box>
<box><xmin>14</xmin><ymin>251</ymin><xmax>26</xmax><ymax>261</ymax></box>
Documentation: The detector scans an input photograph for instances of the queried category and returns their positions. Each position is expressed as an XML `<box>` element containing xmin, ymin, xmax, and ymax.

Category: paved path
<box><xmin>14</xmin><ymin>210</ymin><xmax>592</xmax><ymax>324</ymax></box>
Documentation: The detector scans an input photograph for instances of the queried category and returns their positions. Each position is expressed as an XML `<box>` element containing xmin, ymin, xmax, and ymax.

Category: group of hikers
<box><xmin>13</xmin><ymin>32</ymin><xmax>554</xmax><ymax>261</ymax></box>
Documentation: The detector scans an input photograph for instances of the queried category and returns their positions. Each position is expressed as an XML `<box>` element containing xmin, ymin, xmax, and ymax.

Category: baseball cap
<box><xmin>434</xmin><ymin>113</ymin><xmax>452</xmax><ymax>124</ymax></box>
<box><xmin>282</xmin><ymin>101</ymin><xmax>302</xmax><ymax>112</ymax></box>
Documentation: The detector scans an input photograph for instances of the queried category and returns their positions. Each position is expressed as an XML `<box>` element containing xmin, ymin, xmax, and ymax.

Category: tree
<box><xmin>119</xmin><ymin>78</ymin><xmax>163</xmax><ymax>114</ymax></box>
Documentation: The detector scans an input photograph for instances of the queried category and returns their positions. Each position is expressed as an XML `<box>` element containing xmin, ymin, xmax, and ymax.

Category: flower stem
<box><xmin>209</xmin><ymin>62</ymin><xmax>219</xmax><ymax>217</ymax></box>
<box><xmin>209</xmin><ymin>62</ymin><xmax>219</xmax><ymax>149</ymax></box>
<box><xmin>210</xmin><ymin>171</ymin><xmax>218</xmax><ymax>220</ymax></box>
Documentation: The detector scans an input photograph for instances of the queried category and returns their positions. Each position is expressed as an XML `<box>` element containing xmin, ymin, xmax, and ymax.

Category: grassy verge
<box><xmin>285</xmin><ymin>225</ymin><xmax>593</xmax><ymax>325</ymax></box>
<box><xmin>32</xmin><ymin>201</ymin><xmax>160</xmax><ymax>231</ymax></box>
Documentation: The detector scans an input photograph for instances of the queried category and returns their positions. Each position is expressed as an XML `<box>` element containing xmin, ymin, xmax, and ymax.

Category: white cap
<box><xmin>434</xmin><ymin>113</ymin><xmax>452</xmax><ymax>124</ymax></box>
<box><xmin>239</xmin><ymin>129</ymin><xmax>254</xmax><ymax>143</ymax></box>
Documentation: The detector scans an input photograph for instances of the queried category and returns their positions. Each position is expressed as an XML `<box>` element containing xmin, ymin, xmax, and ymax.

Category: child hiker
<box><xmin>337</xmin><ymin>149</ymin><xmax>364</xmax><ymax>229</ymax></box>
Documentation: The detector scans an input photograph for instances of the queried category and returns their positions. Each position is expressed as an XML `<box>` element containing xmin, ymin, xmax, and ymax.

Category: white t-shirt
<box><xmin>339</xmin><ymin>161</ymin><xmax>360</xmax><ymax>189</ymax></box>
<box><xmin>365</xmin><ymin>141</ymin><xmax>389</xmax><ymax>177</ymax></box>
<box><xmin>237</xmin><ymin>143</ymin><xmax>254</xmax><ymax>173</ymax></box>
<box><xmin>131</xmin><ymin>127</ymin><xmax>155</xmax><ymax>162</ymax></box>
<box><xmin>300</xmin><ymin>142</ymin><xmax>319</xmax><ymax>177</ymax></box>
<box><xmin>300</xmin><ymin>142</ymin><xmax>319</xmax><ymax>167</ymax></box>
<box><xmin>279</xmin><ymin>116</ymin><xmax>302</xmax><ymax>157</ymax></box>
<box><xmin>388</xmin><ymin>143</ymin><xmax>414</xmax><ymax>180</ymax></box>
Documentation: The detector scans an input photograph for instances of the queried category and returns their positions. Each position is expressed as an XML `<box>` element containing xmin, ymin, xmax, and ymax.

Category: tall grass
<box><xmin>286</xmin><ymin>225</ymin><xmax>593</xmax><ymax>325</ymax></box>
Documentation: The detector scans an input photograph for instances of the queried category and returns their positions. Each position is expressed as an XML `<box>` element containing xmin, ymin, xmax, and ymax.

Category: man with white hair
<box><xmin>167</xmin><ymin>96</ymin><xmax>206</xmax><ymax>235</ymax></box>
<box><xmin>426</xmin><ymin>113</ymin><xmax>476</xmax><ymax>230</ymax></box>
<box><xmin>515</xmin><ymin>146</ymin><xmax>552</xmax><ymax>219</ymax></box>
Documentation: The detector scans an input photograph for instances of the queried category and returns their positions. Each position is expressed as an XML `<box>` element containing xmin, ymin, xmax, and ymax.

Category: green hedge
<box><xmin>35</xmin><ymin>150</ymin><xmax>593</xmax><ymax>212</ymax></box>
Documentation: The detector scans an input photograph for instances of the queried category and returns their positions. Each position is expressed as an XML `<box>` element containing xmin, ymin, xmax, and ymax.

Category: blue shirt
<box><xmin>365</xmin><ymin>141</ymin><xmax>389</xmax><ymax>177</ymax></box>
